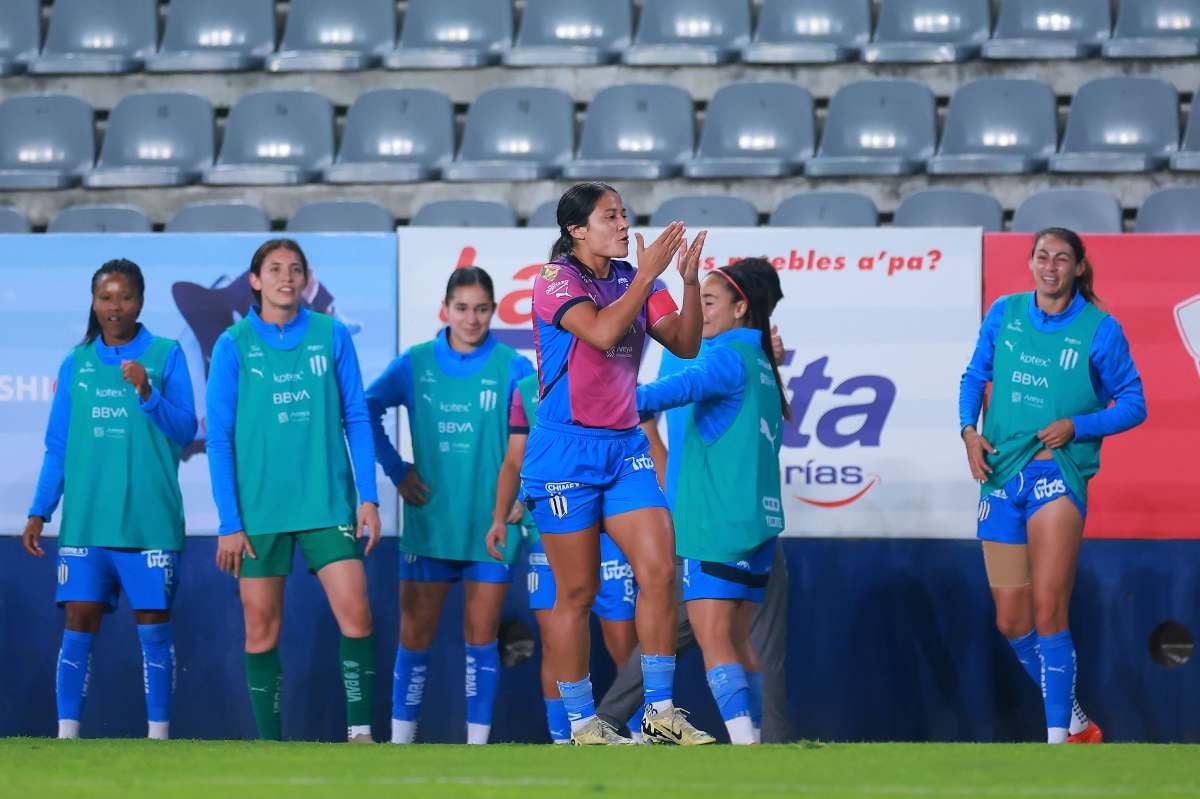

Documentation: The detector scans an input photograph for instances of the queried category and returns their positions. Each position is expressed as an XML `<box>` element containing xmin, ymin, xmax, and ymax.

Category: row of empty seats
<box><xmin>4</xmin><ymin>77</ymin><xmax>1200</xmax><ymax>191</ymax></box>
<box><xmin>2</xmin><ymin>0</ymin><xmax>1198</xmax><ymax>77</ymax></box>
<box><xmin>3</xmin><ymin>187</ymin><xmax>1197</xmax><ymax>234</ymax></box>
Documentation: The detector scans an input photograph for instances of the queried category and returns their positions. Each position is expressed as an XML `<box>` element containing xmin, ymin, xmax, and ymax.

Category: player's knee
<box><xmin>63</xmin><ymin>603</ymin><xmax>102</xmax><ymax>634</ymax></box>
<box><xmin>399</xmin><ymin>621</ymin><xmax>436</xmax><ymax>651</ymax></box>
<box><xmin>556</xmin><ymin>575</ymin><xmax>599</xmax><ymax>611</ymax></box>
<box><xmin>634</xmin><ymin>559</ymin><xmax>675</xmax><ymax>595</ymax></box>
<box><xmin>994</xmin><ymin>610</ymin><xmax>1031</xmax><ymax>640</ymax></box>
<box><xmin>1033</xmin><ymin>603</ymin><xmax>1069</xmax><ymax>636</ymax></box>
<box><xmin>243</xmin><ymin>607</ymin><xmax>282</xmax><ymax>650</ymax></box>
<box><xmin>336</xmin><ymin>609</ymin><xmax>373</xmax><ymax>639</ymax></box>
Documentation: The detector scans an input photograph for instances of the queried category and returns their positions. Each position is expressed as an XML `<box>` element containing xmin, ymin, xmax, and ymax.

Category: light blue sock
<box><xmin>544</xmin><ymin>698</ymin><xmax>570</xmax><ymax>742</ymax></box>
<box><xmin>628</xmin><ymin>704</ymin><xmax>645</xmax><ymax>737</ymax></box>
<box><xmin>137</xmin><ymin>623</ymin><xmax>175</xmax><ymax>723</ymax></box>
<box><xmin>706</xmin><ymin>663</ymin><xmax>752</xmax><ymax>722</ymax></box>
<box><xmin>642</xmin><ymin>654</ymin><xmax>675</xmax><ymax>706</ymax></box>
<box><xmin>1008</xmin><ymin>629</ymin><xmax>1042</xmax><ymax>687</ymax></box>
<box><xmin>391</xmin><ymin>645</ymin><xmax>430</xmax><ymax>721</ymax></box>
<box><xmin>1038</xmin><ymin>630</ymin><xmax>1075</xmax><ymax>731</ymax></box>
<box><xmin>56</xmin><ymin>630</ymin><xmax>93</xmax><ymax>722</ymax></box>
<box><xmin>745</xmin><ymin>670</ymin><xmax>764</xmax><ymax>729</ymax></box>
<box><xmin>465</xmin><ymin>641</ymin><xmax>500</xmax><ymax>726</ymax></box>
<box><xmin>557</xmin><ymin>675</ymin><xmax>596</xmax><ymax>728</ymax></box>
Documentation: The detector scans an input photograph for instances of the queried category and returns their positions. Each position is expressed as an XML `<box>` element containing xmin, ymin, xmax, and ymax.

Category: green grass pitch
<box><xmin>1</xmin><ymin>739</ymin><xmax>1197</xmax><ymax>798</ymax></box>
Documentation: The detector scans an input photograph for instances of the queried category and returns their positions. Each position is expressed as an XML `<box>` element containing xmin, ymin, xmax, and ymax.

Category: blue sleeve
<box><xmin>138</xmin><ymin>343</ymin><xmax>198</xmax><ymax>448</ymax></box>
<box><xmin>364</xmin><ymin>351</ymin><xmax>414</xmax><ymax>486</ymax></box>
<box><xmin>507</xmin><ymin>353</ymin><xmax>534</xmax><ymax>406</ymax></box>
<box><xmin>332</xmin><ymin>322</ymin><xmax>379</xmax><ymax>505</ymax></box>
<box><xmin>1072</xmin><ymin>316</ymin><xmax>1147</xmax><ymax>440</ymax></box>
<box><xmin>637</xmin><ymin>346</ymin><xmax>745</xmax><ymax>414</ymax></box>
<box><xmin>958</xmin><ymin>299</ymin><xmax>1005</xmax><ymax>433</ymax></box>
<box><xmin>205</xmin><ymin>334</ymin><xmax>244</xmax><ymax>535</ymax></box>
<box><xmin>28</xmin><ymin>354</ymin><xmax>74</xmax><ymax>521</ymax></box>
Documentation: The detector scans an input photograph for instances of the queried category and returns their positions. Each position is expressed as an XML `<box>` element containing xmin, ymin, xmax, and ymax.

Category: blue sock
<box><xmin>137</xmin><ymin>623</ymin><xmax>175</xmax><ymax>723</ymax></box>
<box><xmin>56</xmin><ymin>630</ymin><xmax>94</xmax><ymax>722</ymax></box>
<box><xmin>642</xmin><ymin>654</ymin><xmax>675</xmax><ymax>706</ymax></box>
<box><xmin>1038</xmin><ymin>630</ymin><xmax>1075</xmax><ymax>730</ymax></box>
<box><xmin>544</xmin><ymin>698</ymin><xmax>570</xmax><ymax>742</ymax></box>
<box><xmin>628</xmin><ymin>704</ymin><xmax>645</xmax><ymax>737</ymax></box>
<box><xmin>557</xmin><ymin>675</ymin><xmax>596</xmax><ymax>727</ymax></box>
<box><xmin>1008</xmin><ymin>629</ymin><xmax>1042</xmax><ymax>687</ymax></box>
<box><xmin>706</xmin><ymin>663</ymin><xmax>752</xmax><ymax>722</ymax></box>
<box><xmin>465</xmin><ymin>641</ymin><xmax>500</xmax><ymax>726</ymax></box>
<box><xmin>391</xmin><ymin>645</ymin><xmax>430</xmax><ymax>721</ymax></box>
<box><xmin>745</xmin><ymin>670</ymin><xmax>764</xmax><ymax>729</ymax></box>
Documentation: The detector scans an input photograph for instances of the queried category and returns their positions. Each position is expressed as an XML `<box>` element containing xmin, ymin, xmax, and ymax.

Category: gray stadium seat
<box><xmin>0</xmin><ymin>0</ymin><xmax>39</xmax><ymax>76</ymax></box>
<box><xmin>685</xmin><ymin>82</ymin><xmax>814</xmax><ymax>178</ymax></box>
<box><xmin>623</xmin><ymin>0</ymin><xmax>751</xmax><ymax>65</ymax></box>
<box><xmin>203</xmin><ymin>91</ymin><xmax>334</xmax><ymax>186</ymax></box>
<box><xmin>29</xmin><ymin>0</ymin><xmax>156</xmax><ymax>74</ymax></box>
<box><xmin>386</xmin><ymin>0</ymin><xmax>512</xmax><ymax>69</ymax></box>
<box><xmin>742</xmin><ymin>0</ymin><xmax>870</xmax><ymax>62</ymax></box>
<box><xmin>528</xmin><ymin>198</ymin><xmax>637</xmax><ymax>227</ymax></box>
<box><xmin>442</xmin><ymin>87</ymin><xmax>573</xmax><ymax>181</ymax></box>
<box><xmin>49</xmin><ymin>204</ymin><xmax>152</xmax><ymax>234</ymax></box>
<box><xmin>893</xmin><ymin>189</ymin><xmax>1004</xmax><ymax>231</ymax></box>
<box><xmin>562</xmin><ymin>84</ymin><xmax>695</xmax><ymax>180</ymax></box>
<box><xmin>85</xmin><ymin>93</ymin><xmax>214</xmax><ymax>188</ymax></box>
<box><xmin>806</xmin><ymin>80</ymin><xmax>936</xmax><ymax>176</ymax></box>
<box><xmin>982</xmin><ymin>0</ymin><xmax>1111</xmax><ymax>59</ymax></box>
<box><xmin>166</xmin><ymin>202</ymin><xmax>271</xmax><ymax>233</ymax></box>
<box><xmin>1050</xmin><ymin>77</ymin><xmax>1178</xmax><ymax>173</ymax></box>
<box><xmin>927</xmin><ymin>78</ymin><xmax>1058</xmax><ymax>175</ymax></box>
<box><xmin>147</xmin><ymin>0</ymin><xmax>276</xmax><ymax>73</ymax></box>
<box><xmin>505</xmin><ymin>0</ymin><xmax>632</xmax><ymax>66</ymax></box>
<box><xmin>287</xmin><ymin>200</ymin><xmax>395</xmax><ymax>232</ymax></box>
<box><xmin>770</xmin><ymin>192</ymin><xmax>879</xmax><ymax>226</ymax></box>
<box><xmin>1171</xmin><ymin>98</ymin><xmax>1200</xmax><ymax>171</ymax></box>
<box><xmin>650</xmin><ymin>196</ymin><xmax>759</xmax><ymax>227</ymax></box>
<box><xmin>0</xmin><ymin>206</ymin><xmax>30</xmax><ymax>233</ymax></box>
<box><xmin>324</xmin><ymin>89</ymin><xmax>454</xmax><ymax>184</ymax></box>
<box><xmin>410</xmin><ymin>200</ymin><xmax>518</xmax><ymax>227</ymax></box>
<box><xmin>0</xmin><ymin>94</ymin><xmax>94</xmax><ymax>189</ymax></box>
<box><xmin>1136</xmin><ymin>187</ymin><xmax>1200</xmax><ymax>232</ymax></box>
<box><xmin>1105</xmin><ymin>0</ymin><xmax>1200</xmax><ymax>57</ymax></box>
<box><xmin>266</xmin><ymin>0</ymin><xmax>395</xmax><ymax>72</ymax></box>
<box><xmin>1011</xmin><ymin>188</ymin><xmax>1123</xmax><ymax>232</ymax></box>
<box><xmin>863</xmin><ymin>0</ymin><xmax>990</xmax><ymax>62</ymax></box>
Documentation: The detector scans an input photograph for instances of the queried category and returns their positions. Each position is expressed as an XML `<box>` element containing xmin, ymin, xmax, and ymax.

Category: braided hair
<box><xmin>717</xmin><ymin>258</ymin><xmax>790</xmax><ymax>420</ymax></box>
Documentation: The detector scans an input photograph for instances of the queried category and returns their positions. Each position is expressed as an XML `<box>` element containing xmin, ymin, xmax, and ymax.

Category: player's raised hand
<box><xmin>216</xmin><ymin>531</ymin><xmax>257</xmax><ymax>578</ymax></box>
<box><xmin>22</xmin><ymin>516</ymin><xmax>44</xmax><ymax>557</ymax></box>
<box><xmin>398</xmin><ymin>468</ymin><xmax>431</xmax><ymax>506</ymax></box>
<box><xmin>962</xmin><ymin>426</ymin><xmax>998</xmax><ymax>482</ymax></box>
<box><xmin>635</xmin><ymin>222</ymin><xmax>686</xmax><ymax>279</ymax></box>
<box><xmin>677</xmin><ymin>231</ymin><xmax>707</xmax><ymax>287</ymax></box>
<box><xmin>358</xmin><ymin>501</ymin><xmax>381</xmax><ymax>556</ymax></box>
<box><xmin>485</xmin><ymin>520</ymin><xmax>507</xmax><ymax>561</ymax></box>
<box><xmin>120</xmin><ymin>360</ymin><xmax>151</xmax><ymax>401</ymax></box>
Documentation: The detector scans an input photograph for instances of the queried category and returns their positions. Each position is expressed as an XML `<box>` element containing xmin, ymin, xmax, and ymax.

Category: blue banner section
<box><xmin>1</xmin><ymin>538</ymin><xmax>1195</xmax><ymax>742</ymax></box>
<box><xmin>0</xmin><ymin>234</ymin><xmax>398</xmax><ymax>535</ymax></box>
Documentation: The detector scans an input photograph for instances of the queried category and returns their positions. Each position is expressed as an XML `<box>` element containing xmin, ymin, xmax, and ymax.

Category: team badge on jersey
<box><xmin>549</xmin><ymin>493</ymin><xmax>569</xmax><ymax>519</ymax></box>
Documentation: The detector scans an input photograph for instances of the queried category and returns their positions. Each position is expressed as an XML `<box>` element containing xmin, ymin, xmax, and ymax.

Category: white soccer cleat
<box><xmin>569</xmin><ymin>717</ymin><xmax>635</xmax><ymax>746</ymax></box>
<box><xmin>641</xmin><ymin>706</ymin><xmax>716</xmax><ymax>746</ymax></box>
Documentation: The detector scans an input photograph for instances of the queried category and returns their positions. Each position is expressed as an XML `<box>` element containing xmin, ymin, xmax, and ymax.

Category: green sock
<box><xmin>340</xmin><ymin>634</ymin><xmax>376</xmax><ymax>728</ymax></box>
<box><xmin>244</xmin><ymin>649</ymin><xmax>282</xmax><ymax>741</ymax></box>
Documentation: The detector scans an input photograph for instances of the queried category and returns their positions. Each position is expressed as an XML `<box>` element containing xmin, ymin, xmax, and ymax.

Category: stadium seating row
<box><xmin>2</xmin><ymin>187</ymin><xmax>1196</xmax><ymax>234</ymax></box>
<box><xmin>1</xmin><ymin>0</ymin><xmax>1198</xmax><ymax>77</ymax></box>
<box><xmin>2</xmin><ymin>77</ymin><xmax>1198</xmax><ymax>191</ymax></box>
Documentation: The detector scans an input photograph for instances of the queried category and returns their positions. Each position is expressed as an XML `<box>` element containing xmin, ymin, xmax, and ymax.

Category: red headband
<box><xmin>714</xmin><ymin>268</ymin><xmax>748</xmax><ymax>305</ymax></box>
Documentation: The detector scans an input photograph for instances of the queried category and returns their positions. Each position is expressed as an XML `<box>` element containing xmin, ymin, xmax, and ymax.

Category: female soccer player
<box><xmin>207</xmin><ymin>239</ymin><xmax>381</xmax><ymax>743</ymax></box>
<box><xmin>959</xmin><ymin>227</ymin><xmax>1146</xmax><ymax>744</ymax></box>
<box><xmin>366</xmin><ymin>267</ymin><xmax>533</xmax><ymax>745</ymax></box>
<box><xmin>521</xmin><ymin>181</ymin><xmax>713</xmax><ymax>745</ymax></box>
<box><xmin>23</xmin><ymin>259</ymin><xmax>197</xmax><ymax>740</ymax></box>
<box><xmin>636</xmin><ymin>259</ymin><xmax>788</xmax><ymax>745</ymax></box>
<box><xmin>485</xmin><ymin>372</ymin><xmax>644</xmax><ymax>743</ymax></box>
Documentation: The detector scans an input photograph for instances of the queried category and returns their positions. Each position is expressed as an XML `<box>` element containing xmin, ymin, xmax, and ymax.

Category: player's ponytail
<box><xmin>722</xmin><ymin>258</ymin><xmax>791</xmax><ymax>420</ymax></box>
<box><xmin>1032</xmin><ymin>227</ymin><xmax>1102</xmax><ymax>307</ymax></box>
<box><xmin>82</xmin><ymin>258</ymin><xmax>145</xmax><ymax>345</ymax></box>
<box><xmin>549</xmin><ymin>181</ymin><xmax>619</xmax><ymax>262</ymax></box>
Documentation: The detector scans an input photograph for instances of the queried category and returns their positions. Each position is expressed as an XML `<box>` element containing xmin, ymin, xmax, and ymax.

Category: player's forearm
<box><xmin>492</xmin><ymin>458</ymin><xmax>521</xmax><ymax>524</ymax></box>
<box><xmin>662</xmin><ymin>283</ymin><xmax>702</xmax><ymax>358</ymax></box>
<box><xmin>576</xmin><ymin>277</ymin><xmax>656</xmax><ymax>351</ymax></box>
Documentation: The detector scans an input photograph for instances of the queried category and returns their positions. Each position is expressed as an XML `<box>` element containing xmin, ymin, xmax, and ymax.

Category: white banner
<box><xmin>398</xmin><ymin>227</ymin><xmax>982</xmax><ymax>538</ymax></box>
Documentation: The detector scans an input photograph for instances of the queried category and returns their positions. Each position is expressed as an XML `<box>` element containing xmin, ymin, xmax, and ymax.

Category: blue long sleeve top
<box><xmin>365</xmin><ymin>328</ymin><xmax>534</xmax><ymax>486</ymax></box>
<box><xmin>29</xmin><ymin>325</ymin><xmax>198</xmax><ymax>521</ymax></box>
<box><xmin>206</xmin><ymin>306</ymin><xmax>379</xmax><ymax>535</ymax></box>
<box><xmin>959</xmin><ymin>291</ymin><xmax>1147</xmax><ymax>441</ymax></box>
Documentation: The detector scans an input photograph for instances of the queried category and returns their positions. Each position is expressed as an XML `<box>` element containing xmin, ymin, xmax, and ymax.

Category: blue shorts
<box><xmin>55</xmin><ymin>545</ymin><xmax>179</xmax><ymax>612</ymax></box>
<box><xmin>527</xmin><ymin>533</ymin><xmax>637</xmax><ymax>621</ymax></box>
<box><xmin>977</xmin><ymin>459</ymin><xmax>1087</xmax><ymax>545</ymax></box>
<box><xmin>520</xmin><ymin>420</ymin><xmax>668</xmax><ymax>534</ymax></box>
<box><xmin>398</xmin><ymin>552</ymin><xmax>512</xmax><ymax>584</ymax></box>
<box><xmin>682</xmin><ymin>538</ymin><xmax>776</xmax><ymax>604</ymax></box>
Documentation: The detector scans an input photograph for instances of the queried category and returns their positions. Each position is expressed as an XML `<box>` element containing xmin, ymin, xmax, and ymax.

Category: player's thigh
<box><xmin>463</xmin><ymin>578</ymin><xmax>510</xmax><ymax>644</ymax></box>
<box><xmin>238</xmin><ymin>576</ymin><xmax>287</xmax><ymax>640</ymax></box>
<box><xmin>316</xmin><ymin>557</ymin><xmax>372</xmax><ymax>631</ymax></box>
<box><xmin>400</xmin><ymin>577</ymin><xmax>453</xmax><ymax>630</ymax></box>
<box><xmin>1027</xmin><ymin>495</ymin><xmax>1085</xmax><ymax>606</ymax></box>
<box><xmin>603</xmin><ymin>507</ymin><xmax>675</xmax><ymax>589</ymax></box>
<box><xmin>540</xmin><ymin>526</ymin><xmax>602</xmax><ymax>603</ymax></box>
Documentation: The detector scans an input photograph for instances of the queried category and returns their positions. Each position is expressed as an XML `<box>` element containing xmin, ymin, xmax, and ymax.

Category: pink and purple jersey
<box><xmin>532</xmin><ymin>257</ymin><xmax>677</xmax><ymax>430</ymax></box>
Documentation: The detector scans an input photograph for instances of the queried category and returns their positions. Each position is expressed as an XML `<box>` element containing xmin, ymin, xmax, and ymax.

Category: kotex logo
<box><xmin>779</xmin><ymin>351</ymin><xmax>894</xmax><ymax>509</ymax></box>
